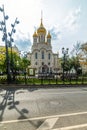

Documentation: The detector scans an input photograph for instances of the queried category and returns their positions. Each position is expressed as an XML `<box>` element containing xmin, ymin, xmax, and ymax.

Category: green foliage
<box><xmin>0</xmin><ymin>47</ymin><xmax>30</xmax><ymax>74</ymax></box>
<box><xmin>81</xmin><ymin>43</ymin><xmax>87</xmax><ymax>64</ymax></box>
<box><xmin>18</xmin><ymin>57</ymin><xmax>30</xmax><ymax>72</ymax></box>
<box><xmin>0</xmin><ymin>47</ymin><xmax>6</xmax><ymax>72</ymax></box>
<box><xmin>0</xmin><ymin>47</ymin><xmax>20</xmax><ymax>73</ymax></box>
<box><xmin>61</xmin><ymin>56</ymin><xmax>72</xmax><ymax>72</ymax></box>
<box><xmin>71</xmin><ymin>42</ymin><xmax>81</xmax><ymax>56</ymax></box>
<box><xmin>21</xmin><ymin>57</ymin><xmax>30</xmax><ymax>69</ymax></box>
<box><xmin>70</xmin><ymin>56</ymin><xmax>82</xmax><ymax>74</ymax></box>
<box><xmin>61</xmin><ymin>54</ymin><xmax>82</xmax><ymax>75</ymax></box>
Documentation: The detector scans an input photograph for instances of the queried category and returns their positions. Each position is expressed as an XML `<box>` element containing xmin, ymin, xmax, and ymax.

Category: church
<box><xmin>27</xmin><ymin>17</ymin><xmax>59</xmax><ymax>75</ymax></box>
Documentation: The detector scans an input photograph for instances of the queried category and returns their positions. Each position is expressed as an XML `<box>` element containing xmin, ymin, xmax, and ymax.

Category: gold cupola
<box><xmin>47</xmin><ymin>31</ymin><xmax>51</xmax><ymax>38</ymax></box>
<box><xmin>37</xmin><ymin>18</ymin><xmax>46</xmax><ymax>35</ymax></box>
<box><xmin>33</xmin><ymin>31</ymin><xmax>38</xmax><ymax>37</ymax></box>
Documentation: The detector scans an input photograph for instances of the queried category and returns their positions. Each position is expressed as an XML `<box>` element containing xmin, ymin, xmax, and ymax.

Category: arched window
<box><xmin>41</xmin><ymin>35</ymin><xmax>45</xmax><ymax>42</ymax></box>
<box><xmin>47</xmin><ymin>39</ymin><xmax>51</xmax><ymax>43</ymax></box>
<box><xmin>35</xmin><ymin>52</ymin><xmax>38</xmax><ymax>59</ymax></box>
<box><xmin>48</xmin><ymin>53</ymin><xmax>51</xmax><ymax>59</ymax></box>
<box><xmin>39</xmin><ymin>36</ymin><xmax>40</xmax><ymax>42</ymax></box>
<box><xmin>42</xmin><ymin>62</ymin><xmax>44</xmax><ymax>65</ymax></box>
<box><xmin>42</xmin><ymin>51</ymin><xmax>44</xmax><ymax>59</ymax></box>
<box><xmin>35</xmin><ymin>62</ymin><xmax>38</xmax><ymax>65</ymax></box>
<box><xmin>48</xmin><ymin>62</ymin><xmax>50</xmax><ymax>65</ymax></box>
<box><xmin>34</xmin><ymin>38</ymin><xmax>37</xmax><ymax>43</ymax></box>
<box><xmin>41</xmin><ymin>35</ymin><xmax>43</xmax><ymax>42</ymax></box>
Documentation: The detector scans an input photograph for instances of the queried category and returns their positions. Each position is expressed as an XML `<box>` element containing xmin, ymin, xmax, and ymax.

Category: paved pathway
<box><xmin>1</xmin><ymin>87</ymin><xmax>87</xmax><ymax>130</ymax></box>
<box><xmin>0</xmin><ymin>111</ymin><xmax>87</xmax><ymax>130</ymax></box>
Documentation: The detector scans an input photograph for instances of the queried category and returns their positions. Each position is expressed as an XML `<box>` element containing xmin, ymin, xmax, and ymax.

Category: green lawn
<box><xmin>0</xmin><ymin>75</ymin><xmax>87</xmax><ymax>85</ymax></box>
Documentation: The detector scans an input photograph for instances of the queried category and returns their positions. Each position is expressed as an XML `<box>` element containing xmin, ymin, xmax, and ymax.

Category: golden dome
<box><xmin>37</xmin><ymin>19</ymin><xmax>46</xmax><ymax>35</ymax></box>
<box><xmin>33</xmin><ymin>31</ymin><xmax>38</xmax><ymax>37</ymax></box>
<box><xmin>47</xmin><ymin>32</ymin><xmax>51</xmax><ymax>38</ymax></box>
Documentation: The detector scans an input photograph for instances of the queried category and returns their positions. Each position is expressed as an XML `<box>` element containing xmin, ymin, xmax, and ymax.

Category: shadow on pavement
<box><xmin>0</xmin><ymin>88</ymin><xmax>46</xmax><ymax>129</ymax></box>
<box><xmin>27</xmin><ymin>88</ymin><xmax>38</xmax><ymax>92</ymax></box>
<box><xmin>0</xmin><ymin>88</ymin><xmax>29</xmax><ymax>121</ymax></box>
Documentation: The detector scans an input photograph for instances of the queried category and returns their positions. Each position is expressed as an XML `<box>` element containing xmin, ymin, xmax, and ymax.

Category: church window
<box><xmin>40</xmin><ymin>35</ymin><xmax>45</xmax><ymax>42</ymax></box>
<box><xmin>42</xmin><ymin>62</ymin><xmax>44</xmax><ymax>65</ymax></box>
<box><xmin>47</xmin><ymin>39</ymin><xmax>51</xmax><ymax>43</ymax></box>
<box><xmin>41</xmin><ymin>35</ymin><xmax>43</xmax><ymax>41</ymax></box>
<box><xmin>50</xmin><ymin>68</ymin><xmax>52</xmax><ymax>73</ymax></box>
<box><xmin>35</xmin><ymin>52</ymin><xmax>38</xmax><ymax>59</ymax></box>
<box><xmin>42</xmin><ymin>51</ymin><xmax>44</xmax><ymax>59</ymax></box>
<box><xmin>48</xmin><ymin>53</ymin><xmax>51</xmax><ymax>59</ymax></box>
<box><xmin>39</xmin><ymin>36</ymin><xmax>40</xmax><ymax>42</ymax></box>
<box><xmin>48</xmin><ymin>62</ymin><xmax>50</xmax><ymax>65</ymax></box>
<box><xmin>35</xmin><ymin>62</ymin><xmax>38</xmax><ymax>65</ymax></box>
<box><xmin>43</xmin><ymin>36</ymin><xmax>45</xmax><ymax>42</ymax></box>
<box><xmin>34</xmin><ymin>38</ymin><xmax>37</xmax><ymax>43</ymax></box>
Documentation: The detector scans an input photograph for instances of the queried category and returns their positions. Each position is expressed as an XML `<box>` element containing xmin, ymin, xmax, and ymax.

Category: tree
<box><xmin>19</xmin><ymin>57</ymin><xmax>30</xmax><ymax>73</ymax></box>
<box><xmin>70</xmin><ymin>56</ymin><xmax>82</xmax><ymax>75</ymax></box>
<box><xmin>0</xmin><ymin>5</ymin><xmax>19</xmax><ymax>82</ymax></box>
<box><xmin>61</xmin><ymin>55</ymin><xmax>82</xmax><ymax>75</ymax></box>
<box><xmin>0</xmin><ymin>47</ymin><xmax>6</xmax><ymax>73</ymax></box>
<box><xmin>0</xmin><ymin>46</ymin><xmax>20</xmax><ymax>73</ymax></box>
<box><xmin>80</xmin><ymin>43</ymin><xmax>87</xmax><ymax>65</ymax></box>
<box><xmin>78</xmin><ymin>42</ymin><xmax>87</xmax><ymax>74</ymax></box>
<box><xmin>70</xmin><ymin>41</ymin><xmax>81</xmax><ymax>57</ymax></box>
<box><xmin>70</xmin><ymin>42</ymin><xmax>83</xmax><ymax>74</ymax></box>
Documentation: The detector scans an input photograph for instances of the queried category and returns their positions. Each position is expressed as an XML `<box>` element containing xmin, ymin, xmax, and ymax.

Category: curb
<box><xmin>0</xmin><ymin>84</ymin><xmax>87</xmax><ymax>89</ymax></box>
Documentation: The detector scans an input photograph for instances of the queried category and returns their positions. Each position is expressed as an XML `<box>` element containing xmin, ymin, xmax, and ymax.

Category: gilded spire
<box><xmin>37</xmin><ymin>11</ymin><xmax>46</xmax><ymax>35</ymax></box>
<box><xmin>40</xmin><ymin>10</ymin><xmax>43</xmax><ymax>27</ymax></box>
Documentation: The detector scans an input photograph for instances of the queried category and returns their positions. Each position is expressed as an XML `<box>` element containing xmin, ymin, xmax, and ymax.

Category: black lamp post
<box><xmin>0</xmin><ymin>5</ymin><xmax>11</xmax><ymax>83</ymax></box>
<box><xmin>8</xmin><ymin>18</ymin><xmax>19</xmax><ymax>81</ymax></box>
<box><xmin>0</xmin><ymin>5</ymin><xmax>19</xmax><ymax>83</ymax></box>
<box><xmin>62</xmin><ymin>47</ymin><xmax>69</xmax><ymax>82</ymax></box>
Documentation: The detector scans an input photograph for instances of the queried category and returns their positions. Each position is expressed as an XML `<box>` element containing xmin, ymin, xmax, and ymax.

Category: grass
<box><xmin>0</xmin><ymin>75</ymin><xmax>87</xmax><ymax>85</ymax></box>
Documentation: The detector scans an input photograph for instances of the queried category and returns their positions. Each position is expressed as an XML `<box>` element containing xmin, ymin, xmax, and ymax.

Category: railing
<box><xmin>0</xmin><ymin>73</ymin><xmax>87</xmax><ymax>85</ymax></box>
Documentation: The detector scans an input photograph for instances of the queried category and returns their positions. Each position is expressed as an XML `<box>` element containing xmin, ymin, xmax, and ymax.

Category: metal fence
<box><xmin>0</xmin><ymin>73</ymin><xmax>87</xmax><ymax>85</ymax></box>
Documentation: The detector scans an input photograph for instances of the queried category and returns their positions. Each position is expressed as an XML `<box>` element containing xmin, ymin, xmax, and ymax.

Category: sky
<box><xmin>0</xmin><ymin>0</ymin><xmax>87</xmax><ymax>56</ymax></box>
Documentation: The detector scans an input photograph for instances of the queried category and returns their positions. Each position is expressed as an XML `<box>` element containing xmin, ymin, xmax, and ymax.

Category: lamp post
<box><xmin>8</xmin><ymin>18</ymin><xmax>19</xmax><ymax>81</ymax></box>
<box><xmin>62</xmin><ymin>47</ymin><xmax>69</xmax><ymax>82</ymax></box>
<box><xmin>0</xmin><ymin>5</ymin><xmax>19</xmax><ymax>83</ymax></box>
<box><xmin>0</xmin><ymin>5</ymin><xmax>10</xmax><ymax>83</ymax></box>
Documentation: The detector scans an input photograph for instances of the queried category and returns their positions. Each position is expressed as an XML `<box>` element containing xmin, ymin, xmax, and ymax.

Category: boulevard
<box><xmin>0</xmin><ymin>86</ymin><xmax>87</xmax><ymax>130</ymax></box>
<box><xmin>0</xmin><ymin>1</ymin><xmax>87</xmax><ymax>130</ymax></box>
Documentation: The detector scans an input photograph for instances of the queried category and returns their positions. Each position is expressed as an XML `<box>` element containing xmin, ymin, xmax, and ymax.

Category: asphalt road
<box><xmin>0</xmin><ymin>86</ymin><xmax>87</xmax><ymax>130</ymax></box>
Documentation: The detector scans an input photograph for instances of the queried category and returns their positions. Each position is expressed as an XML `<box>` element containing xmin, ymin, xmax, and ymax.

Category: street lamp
<box><xmin>0</xmin><ymin>5</ymin><xmax>19</xmax><ymax>83</ymax></box>
<box><xmin>62</xmin><ymin>47</ymin><xmax>69</xmax><ymax>82</ymax></box>
<box><xmin>0</xmin><ymin>5</ymin><xmax>10</xmax><ymax>83</ymax></box>
<box><xmin>8</xmin><ymin>18</ymin><xmax>19</xmax><ymax>81</ymax></box>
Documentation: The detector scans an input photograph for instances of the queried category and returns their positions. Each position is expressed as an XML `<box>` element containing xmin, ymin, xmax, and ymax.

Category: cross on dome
<box><xmin>37</xmin><ymin>11</ymin><xmax>46</xmax><ymax>35</ymax></box>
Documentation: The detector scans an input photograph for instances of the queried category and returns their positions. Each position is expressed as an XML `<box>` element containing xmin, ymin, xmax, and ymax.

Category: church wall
<box><xmin>31</xmin><ymin>49</ymin><xmax>54</xmax><ymax>72</ymax></box>
<box><xmin>28</xmin><ymin>18</ymin><xmax>59</xmax><ymax>74</ymax></box>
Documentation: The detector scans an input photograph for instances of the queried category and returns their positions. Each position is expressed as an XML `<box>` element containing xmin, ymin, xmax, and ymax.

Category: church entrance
<box><xmin>42</xmin><ymin>67</ymin><xmax>45</xmax><ymax>73</ymax></box>
<box><xmin>42</xmin><ymin>65</ymin><xmax>49</xmax><ymax>73</ymax></box>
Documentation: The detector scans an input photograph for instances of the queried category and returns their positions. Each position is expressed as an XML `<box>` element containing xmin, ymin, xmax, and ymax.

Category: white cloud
<box><xmin>64</xmin><ymin>7</ymin><xmax>81</xmax><ymax>31</ymax></box>
<box><xmin>0</xmin><ymin>0</ymin><xmax>43</xmax><ymax>46</ymax></box>
<box><xmin>50</xmin><ymin>25</ymin><xmax>61</xmax><ymax>40</ymax></box>
<box><xmin>0</xmin><ymin>0</ymin><xmax>86</xmax><ymax>56</ymax></box>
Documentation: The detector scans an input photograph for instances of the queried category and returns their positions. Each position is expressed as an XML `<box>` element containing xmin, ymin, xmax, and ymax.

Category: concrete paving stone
<box><xmin>0</xmin><ymin>119</ymin><xmax>45</xmax><ymax>130</ymax></box>
<box><xmin>53</xmin><ymin>113</ymin><xmax>87</xmax><ymax>129</ymax></box>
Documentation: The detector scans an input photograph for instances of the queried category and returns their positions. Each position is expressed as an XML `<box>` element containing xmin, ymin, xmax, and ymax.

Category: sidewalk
<box><xmin>0</xmin><ymin>83</ymin><xmax>87</xmax><ymax>89</ymax></box>
<box><xmin>1</xmin><ymin>111</ymin><xmax>87</xmax><ymax>130</ymax></box>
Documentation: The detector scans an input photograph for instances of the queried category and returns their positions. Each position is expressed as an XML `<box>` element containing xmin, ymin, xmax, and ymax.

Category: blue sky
<box><xmin>0</xmin><ymin>0</ymin><xmax>87</xmax><ymax>56</ymax></box>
